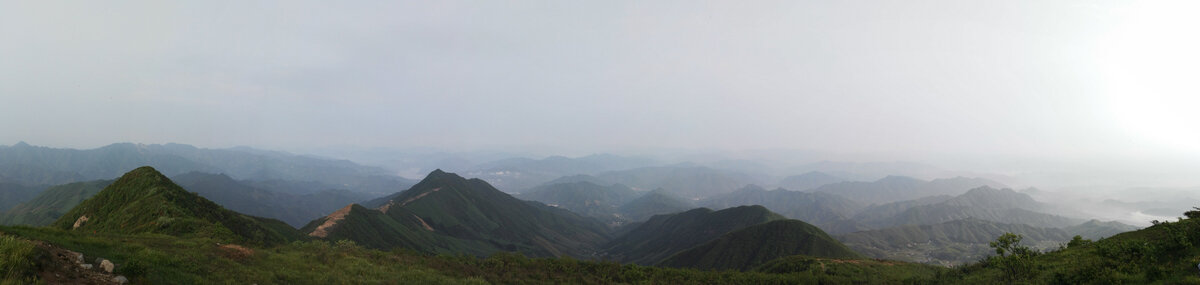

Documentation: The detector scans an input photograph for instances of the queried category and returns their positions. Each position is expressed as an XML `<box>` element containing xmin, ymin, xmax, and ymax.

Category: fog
<box><xmin>3</xmin><ymin>1</ymin><xmax>1199</xmax><ymax>194</ymax></box>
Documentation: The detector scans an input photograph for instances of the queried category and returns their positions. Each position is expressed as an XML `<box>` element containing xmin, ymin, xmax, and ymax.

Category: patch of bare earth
<box><xmin>309</xmin><ymin>204</ymin><xmax>355</xmax><ymax>238</ymax></box>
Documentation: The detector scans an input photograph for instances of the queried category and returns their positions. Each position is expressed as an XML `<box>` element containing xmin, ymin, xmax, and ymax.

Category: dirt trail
<box><xmin>309</xmin><ymin>204</ymin><xmax>355</xmax><ymax>238</ymax></box>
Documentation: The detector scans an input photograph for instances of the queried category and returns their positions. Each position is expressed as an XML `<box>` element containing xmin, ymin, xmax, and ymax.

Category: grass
<box><xmin>0</xmin><ymin>234</ymin><xmax>40</xmax><ymax>284</ymax></box>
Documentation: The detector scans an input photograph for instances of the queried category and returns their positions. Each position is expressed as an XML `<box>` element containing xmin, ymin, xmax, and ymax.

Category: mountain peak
<box><xmin>12</xmin><ymin>141</ymin><xmax>31</xmax><ymax>148</ymax></box>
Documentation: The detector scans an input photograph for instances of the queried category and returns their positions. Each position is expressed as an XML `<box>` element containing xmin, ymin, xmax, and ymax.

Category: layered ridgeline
<box><xmin>0</xmin><ymin>142</ymin><xmax>415</xmax><ymax>194</ymax></box>
<box><xmin>616</xmin><ymin>188</ymin><xmax>693</xmax><ymax>223</ymax></box>
<box><xmin>0</xmin><ymin>182</ymin><xmax>42</xmax><ymax>212</ymax></box>
<box><xmin>302</xmin><ymin>170</ymin><xmax>610</xmax><ymax>258</ymax></box>
<box><xmin>659</xmin><ymin>219</ymin><xmax>861</xmax><ymax>270</ymax></box>
<box><xmin>776</xmin><ymin>171</ymin><xmax>846</xmax><ymax>191</ymax></box>
<box><xmin>853</xmin><ymin>186</ymin><xmax>1081</xmax><ymax>229</ymax></box>
<box><xmin>0</xmin><ymin>180</ymin><xmax>111</xmax><ymax>226</ymax></box>
<box><xmin>516</xmin><ymin>181</ymin><xmax>640</xmax><ymax>224</ymax></box>
<box><xmin>602</xmin><ymin>205</ymin><xmax>787</xmax><ymax>265</ymax></box>
<box><xmin>171</xmin><ymin>172</ymin><xmax>374</xmax><ymax>227</ymax></box>
<box><xmin>812</xmin><ymin>175</ymin><xmax>1006</xmax><ymax>205</ymax></box>
<box><xmin>50</xmin><ymin>167</ymin><xmax>302</xmax><ymax>245</ymax></box>
<box><xmin>701</xmin><ymin>185</ymin><xmax>865</xmax><ymax>234</ymax></box>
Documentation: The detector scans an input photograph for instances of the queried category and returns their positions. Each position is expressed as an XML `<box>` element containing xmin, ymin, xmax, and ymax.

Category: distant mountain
<box><xmin>51</xmin><ymin>167</ymin><xmax>302</xmax><ymax>245</ymax></box>
<box><xmin>838</xmin><ymin>218</ymin><xmax>1072</xmax><ymax>265</ymax></box>
<box><xmin>617</xmin><ymin>188</ymin><xmax>694</xmax><ymax>222</ymax></box>
<box><xmin>854</xmin><ymin>187</ymin><xmax>1080</xmax><ymax>230</ymax></box>
<box><xmin>777</xmin><ymin>171</ymin><xmax>846</xmax><ymax>191</ymax></box>
<box><xmin>171</xmin><ymin>172</ymin><xmax>375</xmax><ymax>227</ymax></box>
<box><xmin>465</xmin><ymin>154</ymin><xmax>658</xmax><ymax>192</ymax></box>
<box><xmin>516</xmin><ymin>181</ymin><xmax>640</xmax><ymax>224</ymax></box>
<box><xmin>0</xmin><ymin>180</ymin><xmax>111</xmax><ymax>226</ymax></box>
<box><xmin>603</xmin><ymin>205</ymin><xmax>785</xmax><ymax>265</ymax></box>
<box><xmin>303</xmin><ymin>170</ymin><xmax>611</xmax><ymax>258</ymax></box>
<box><xmin>1064</xmin><ymin>219</ymin><xmax>1139</xmax><ymax>240</ymax></box>
<box><xmin>592</xmin><ymin>166</ymin><xmax>756</xmax><ymax>199</ymax></box>
<box><xmin>0</xmin><ymin>182</ymin><xmax>41</xmax><ymax>212</ymax></box>
<box><xmin>812</xmin><ymin>176</ymin><xmax>1007</xmax><ymax>205</ymax></box>
<box><xmin>701</xmin><ymin>185</ymin><xmax>864</xmax><ymax>233</ymax></box>
<box><xmin>659</xmin><ymin>219</ymin><xmax>861</xmax><ymax>271</ymax></box>
<box><xmin>0</xmin><ymin>142</ymin><xmax>416</xmax><ymax>194</ymax></box>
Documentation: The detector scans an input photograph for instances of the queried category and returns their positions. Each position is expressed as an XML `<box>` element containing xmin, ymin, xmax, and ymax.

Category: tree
<box><xmin>989</xmin><ymin>233</ymin><xmax>1038</xmax><ymax>281</ymax></box>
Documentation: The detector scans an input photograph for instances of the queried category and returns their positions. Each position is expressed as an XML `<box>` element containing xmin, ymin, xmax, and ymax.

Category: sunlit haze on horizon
<box><xmin>3</xmin><ymin>1</ymin><xmax>1198</xmax><ymax>189</ymax></box>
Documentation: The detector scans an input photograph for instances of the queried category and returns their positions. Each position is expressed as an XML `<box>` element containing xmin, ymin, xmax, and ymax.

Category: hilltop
<box><xmin>49</xmin><ymin>166</ymin><xmax>301</xmax><ymax>245</ymax></box>
<box><xmin>660</xmin><ymin>219</ymin><xmax>861</xmax><ymax>270</ymax></box>
<box><xmin>302</xmin><ymin>169</ymin><xmax>611</xmax><ymax>258</ymax></box>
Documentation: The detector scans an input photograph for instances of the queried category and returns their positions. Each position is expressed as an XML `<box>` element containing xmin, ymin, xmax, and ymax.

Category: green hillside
<box><xmin>49</xmin><ymin>166</ymin><xmax>301</xmax><ymax>245</ymax></box>
<box><xmin>306</xmin><ymin>170</ymin><xmax>611</xmax><ymax>258</ymax></box>
<box><xmin>660</xmin><ymin>219</ymin><xmax>861</xmax><ymax>270</ymax></box>
<box><xmin>299</xmin><ymin>204</ymin><xmax>495</xmax><ymax>255</ymax></box>
<box><xmin>0</xmin><ymin>180</ymin><xmax>111</xmax><ymax>226</ymax></box>
<box><xmin>604</xmin><ymin>205</ymin><xmax>785</xmax><ymax>265</ymax></box>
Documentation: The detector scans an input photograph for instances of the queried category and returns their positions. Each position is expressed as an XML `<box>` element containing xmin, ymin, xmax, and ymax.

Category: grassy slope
<box><xmin>1</xmin><ymin>225</ymin><xmax>944</xmax><ymax>285</ymax></box>
<box><xmin>936</xmin><ymin>215</ymin><xmax>1200</xmax><ymax>284</ymax></box>
<box><xmin>659</xmin><ymin>219</ymin><xmax>862</xmax><ymax>271</ymax></box>
<box><xmin>50</xmin><ymin>166</ymin><xmax>299</xmax><ymax>246</ymax></box>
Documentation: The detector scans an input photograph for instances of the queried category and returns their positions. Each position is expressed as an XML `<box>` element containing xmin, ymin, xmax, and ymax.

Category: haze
<box><xmin>3</xmin><ymin>1</ymin><xmax>1198</xmax><ymax>188</ymax></box>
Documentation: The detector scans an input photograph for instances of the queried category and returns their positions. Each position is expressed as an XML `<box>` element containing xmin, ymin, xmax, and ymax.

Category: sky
<box><xmin>2</xmin><ymin>1</ymin><xmax>1199</xmax><ymax>175</ymax></box>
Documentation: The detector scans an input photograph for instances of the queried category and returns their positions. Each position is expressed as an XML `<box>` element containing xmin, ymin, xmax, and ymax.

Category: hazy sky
<box><xmin>3</xmin><ymin>1</ymin><xmax>1198</xmax><ymax>166</ymax></box>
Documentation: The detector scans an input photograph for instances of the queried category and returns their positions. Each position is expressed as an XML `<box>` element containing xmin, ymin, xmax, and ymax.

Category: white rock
<box><xmin>81</xmin><ymin>264</ymin><xmax>93</xmax><ymax>270</ymax></box>
<box><xmin>100</xmin><ymin>259</ymin><xmax>115</xmax><ymax>273</ymax></box>
<box><xmin>113</xmin><ymin>276</ymin><xmax>129</xmax><ymax>284</ymax></box>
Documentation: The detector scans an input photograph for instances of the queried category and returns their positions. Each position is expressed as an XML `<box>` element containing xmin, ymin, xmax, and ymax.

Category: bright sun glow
<box><xmin>1102</xmin><ymin>1</ymin><xmax>1200</xmax><ymax>153</ymax></box>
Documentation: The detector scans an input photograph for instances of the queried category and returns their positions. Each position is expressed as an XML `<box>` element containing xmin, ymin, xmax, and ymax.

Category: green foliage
<box><xmin>1066</xmin><ymin>235</ymin><xmax>1092</xmax><ymax>248</ymax></box>
<box><xmin>0</xmin><ymin>235</ymin><xmax>40</xmax><ymax>282</ymax></box>
<box><xmin>987</xmin><ymin>233</ymin><xmax>1039</xmax><ymax>282</ymax></box>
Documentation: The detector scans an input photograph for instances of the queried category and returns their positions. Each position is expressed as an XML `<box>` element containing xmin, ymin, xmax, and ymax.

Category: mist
<box><xmin>3</xmin><ymin>1</ymin><xmax>1199</xmax><ymax>199</ymax></box>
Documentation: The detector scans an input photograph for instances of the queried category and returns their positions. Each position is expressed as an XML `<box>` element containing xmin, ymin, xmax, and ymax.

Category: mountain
<box><xmin>812</xmin><ymin>176</ymin><xmax>1006</xmax><ymax>205</ymax></box>
<box><xmin>1064</xmin><ymin>219</ymin><xmax>1139</xmax><ymax>240</ymax></box>
<box><xmin>465</xmin><ymin>154</ymin><xmax>659</xmax><ymax>191</ymax></box>
<box><xmin>838</xmin><ymin>218</ymin><xmax>1073</xmax><ymax>265</ymax></box>
<box><xmin>0</xmin><ymin>180</ymin><xmax>111</xmax><ymax>226</ymax></box>
<box><xmin>603</xmin><ymin>205</ymin><xmax>785</xmax><ymax>265</ymax></box>
<box><xmin>701</xmin><ymin>185</ymin><xmax>864</xmax><ymax>233</ymax></box>
<box><xmin>0</xmin><ymin>142</ymin><xmax>415</xmax><ymax>194</ymax></box>
<box><xmin>777</xmin><ymin>171</ymin><xmax>846</xmax><ymax>191</ymax></box>
<box><xmin>303</xmin><ymin>170</ymin><xmax>611</xmax><ymax>258</ymax></box>
<box><xmin>593</xmin><ymin>166</ymin><xmax>756</xmax><ymax>199</ymax></box>
<box><xmin>516</xmin><ymin>181</ymin><xmax>640</xmax><ymax>224</ymax></box>
<box><xmin>299</xmin><ymin>204</ymin><xmax>496</xmax><ymax>255</ymax></box>
<box><xmin>659</xmin><ymin>219</ymin><xmax>861</xmax><ymax>270</ymax></box>
<box><xmin>617</xmin><ymin>188</ymin><xmax>693</xmax><ymax>222</ymax></box>
<box><xmin>171</xmin><ymin>172</ymin><xmax>375</xmax><ymax>227</ymax></box>
<box><xmin>853</xmin><ymin>187</ymin><xmax>1079</xmax><ymax>230</ymax></box>
<box><xmin>50</xmin><ymin>166</ymin><xmax>302</xmax><ymax>245</ymax></box>
<box><xmin>0</xmin><ymin>182</ymin><xmax>42</xmax><ymax>212</ymax></box>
